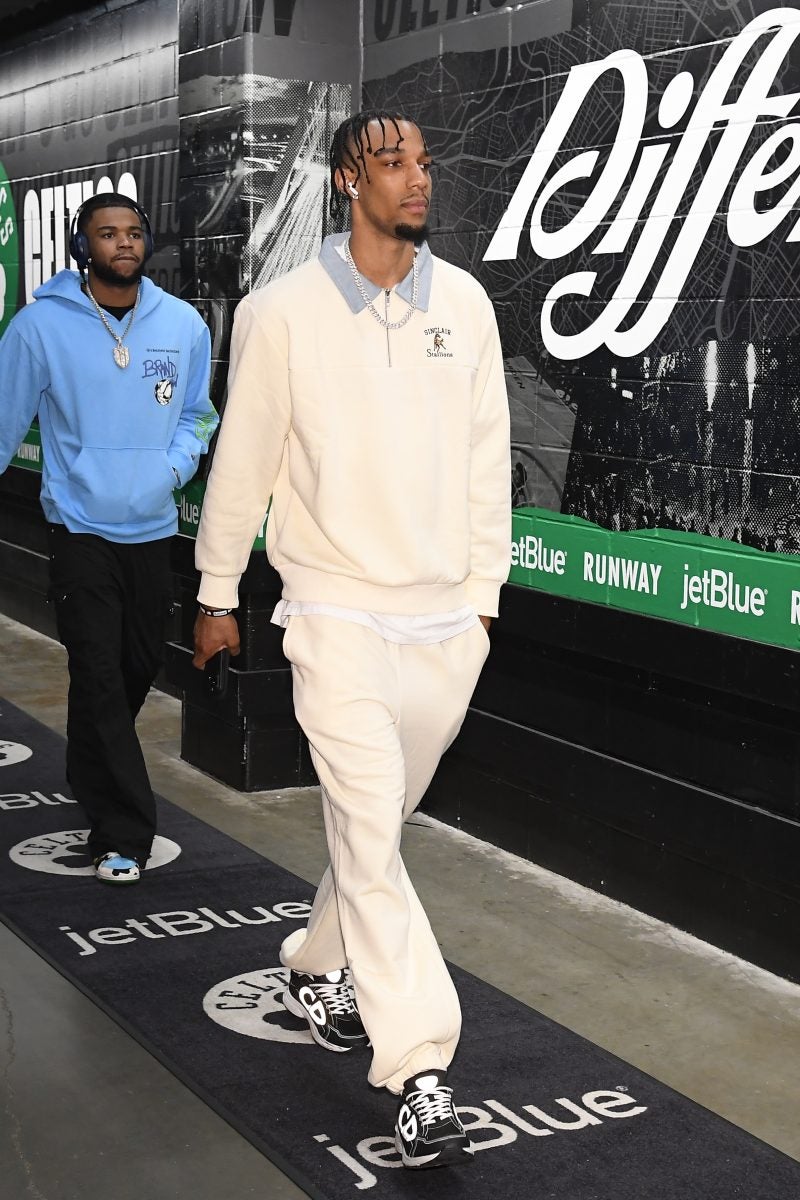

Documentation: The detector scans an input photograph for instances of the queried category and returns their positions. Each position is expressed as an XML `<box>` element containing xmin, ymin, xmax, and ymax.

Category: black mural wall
<box><xmin>0</xmin><ymin>0</ymin><xmax>179</xmax><ymax>313</ymax></box>
<box><xmin>1</xmin><ymin>0</ymin><xmax>799</xmax><ymax>976</ymax></box>
<box><xmin>171</xmin><ymin>0</ymin><xmax>359</xmax><ymax>787</ymax></box>
<box><xmin>178</xmin><ymin>0</ymin><xmax>357</xmax><ymax>420</ymax></box>
<box><xmin>366</xmin><ymin>1</ymin><xmax>800</xmax><ymax>556</ymax></box>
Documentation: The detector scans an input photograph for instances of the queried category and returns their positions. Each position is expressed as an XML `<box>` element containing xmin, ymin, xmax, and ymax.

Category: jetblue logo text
<box><xmin>60</xmin><ymin>900</ymin><xmax>312</xmax><ymax>956</ymax></box>
<box><xmin>313</xmin><ymin>1087</ymin><xmax>648</xmax><ymax>1190</ymax></box>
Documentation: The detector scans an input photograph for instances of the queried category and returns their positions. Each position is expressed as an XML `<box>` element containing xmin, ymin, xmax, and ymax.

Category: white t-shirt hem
<box><xmin>270</xmin><ymin>599</ymin><xmax>479</xmax><ymax>645</ymax></box>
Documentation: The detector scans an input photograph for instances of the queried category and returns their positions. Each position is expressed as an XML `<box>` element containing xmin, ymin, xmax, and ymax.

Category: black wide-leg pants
<box><xmin>48</xmin><ymin>524</ymin><xmax>173</xmax><ymax>864</ymax></box>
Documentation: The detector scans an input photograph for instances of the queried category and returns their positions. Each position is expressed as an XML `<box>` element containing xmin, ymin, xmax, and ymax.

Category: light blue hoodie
<box><xmin>0</xmin><ymin>270</ymin><xmax>217</xmax><ymax>542</ymax></box>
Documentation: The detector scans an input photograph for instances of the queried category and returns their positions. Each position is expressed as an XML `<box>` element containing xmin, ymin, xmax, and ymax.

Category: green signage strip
<box><xmin>176</xmin><ymin>478</ymin><xmax>267</xmax><ymax>550</ymax></box>
<box><xmin>11</xmin><ymin>426</ymin><xmax>42</xmax><ymax>471</ymax></box>
<box><xmin>13</xmin><ymin>429</ymin><xmax>800</xmax><ymax>649</ymax></box>
<box><xmin>176</xmin><ymin>477</ymin><xmax>207</xmax><ymax>536</ymax></box>
<box><xmin>0</xmin><ymin>161</ymin><xmax>19</xmax><ymax>338</ymax></box>
<box><xmin>9</xmin><ymin>432</ymin><xmax>267</xmax><ymax>549</ymax></box>
<box><xmin>511</xmin><ymin>507</ymin><xmax>800</xmax><ymax>651</ymax></box>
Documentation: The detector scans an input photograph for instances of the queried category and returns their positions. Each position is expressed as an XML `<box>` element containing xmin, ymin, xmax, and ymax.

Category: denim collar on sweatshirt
<box><xmin>319</xmin><ymin>232</ymin><xmax>433</xmax><ymax>314</ymax></box>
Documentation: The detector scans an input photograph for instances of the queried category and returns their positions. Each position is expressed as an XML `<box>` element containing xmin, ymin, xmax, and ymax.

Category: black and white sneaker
<box><xmin>395</xmin><ymin>1069</ymin><xmax>473</xmax><ymax>1169</ymax></box>
<box><xmin>283</xmin><ymin>968</ymin><xmax>369</xmax><ymax>1052</ymax></box>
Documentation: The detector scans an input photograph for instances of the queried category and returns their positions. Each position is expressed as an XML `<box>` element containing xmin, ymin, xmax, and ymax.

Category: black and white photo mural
<box><xmin>0</xmin><ymin>0</ymin><xmax>181</xmax><ymax>314</ymax></box>
<box><xmin>176</xmin><ymin>0</ymin><xmax>357</xmax><ymax>464</ymax></box>
<box><xmin>365</xmin><ymin>1</ymin><xmax>800</xmax><ymax>648</ymax></box>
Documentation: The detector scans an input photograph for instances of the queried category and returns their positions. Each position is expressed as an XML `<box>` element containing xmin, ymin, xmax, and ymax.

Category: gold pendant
<box><xmin>113</xmin><ymin>344</ymin><xmax>130</xmax><ymax>369</ymax></box>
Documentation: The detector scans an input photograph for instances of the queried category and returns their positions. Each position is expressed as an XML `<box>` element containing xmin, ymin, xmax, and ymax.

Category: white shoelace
<box><xmin>314</xmin><ymin>980</ymin><xmax>357</xmax><ymax>1016</ymax></box>
<box><xmin>410</xmin><ymin>1086</ymin><xmax>456</xmax><ymax>1128</ymax></box>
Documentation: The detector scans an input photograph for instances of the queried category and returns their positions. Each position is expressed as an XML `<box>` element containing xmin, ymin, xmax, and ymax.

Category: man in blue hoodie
<box><xmin>0</xmin><ymin>192</ymin><xmax>217</xmax><ymax>884</ymax></box>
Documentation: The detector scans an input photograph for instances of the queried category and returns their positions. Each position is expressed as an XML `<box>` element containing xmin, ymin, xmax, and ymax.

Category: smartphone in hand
<box><xmin>204</xmin><ymin>648</ymin><xmax>230</xmax><ymax>698</ymax></box>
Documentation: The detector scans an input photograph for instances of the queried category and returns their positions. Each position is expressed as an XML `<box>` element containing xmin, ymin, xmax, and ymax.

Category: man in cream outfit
<box><xmin>193</xmin><ymin>110</ymin><xmax>510</xmax><ymax>1170</ymax></box>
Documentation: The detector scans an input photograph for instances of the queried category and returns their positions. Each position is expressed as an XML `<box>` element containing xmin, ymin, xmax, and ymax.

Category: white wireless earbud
<box><xmin>347</xmin><ymin>182</ymin><xmax>359</xmax><ymax>200</ymax></box>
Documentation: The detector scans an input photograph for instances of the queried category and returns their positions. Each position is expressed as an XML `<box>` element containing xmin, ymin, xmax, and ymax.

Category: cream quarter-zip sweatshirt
<box><xmin>196</xmin><ymin>235</ymin><xmax>511</xmax><ymax>617</ymax></box>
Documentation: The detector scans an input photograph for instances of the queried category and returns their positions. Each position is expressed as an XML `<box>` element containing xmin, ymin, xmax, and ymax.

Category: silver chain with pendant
<box><xmin>344</xmin><ymin>239</ymin><xmax>418</xmax><ymax>330</ymax></box>
<box><xmin>83</xmin><ymin>280</ymin><xmax>141</xmax><ymax>368</ymax></box>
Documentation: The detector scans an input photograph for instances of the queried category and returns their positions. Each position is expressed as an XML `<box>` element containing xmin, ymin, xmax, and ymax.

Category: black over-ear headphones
<box><xmin>68</xmin><ymin>193</ymin><xmax>154</xmax><ymax>271</ymax></box>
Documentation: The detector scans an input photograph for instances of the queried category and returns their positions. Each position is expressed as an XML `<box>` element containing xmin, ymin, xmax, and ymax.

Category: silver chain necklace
<box><xmin>344</xmin><ymin>239</ymin><xmax>418</xmax><ymax>330</ymax></box>
<box><xmin>83</xmin><ymin>280</ymin><xmax>141</xmax><ymax>368</ymax></box>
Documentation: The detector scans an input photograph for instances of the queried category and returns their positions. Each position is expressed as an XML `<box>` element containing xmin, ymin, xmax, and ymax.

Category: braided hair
<box><xmin>328</xmin><ymin>110</ymin><xmax>426</xmax><ymax>221</ymax></box>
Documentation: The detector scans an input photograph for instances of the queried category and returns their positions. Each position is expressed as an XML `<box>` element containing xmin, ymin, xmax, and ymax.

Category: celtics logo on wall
<box><xmin>0</xmin><ymin>160</ymin><xmax>19</xmax><ymax>338</ymax></box>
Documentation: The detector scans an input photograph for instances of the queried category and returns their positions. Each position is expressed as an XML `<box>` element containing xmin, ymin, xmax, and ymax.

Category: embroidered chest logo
<box><xmin>425</xmin><ymin>326</ymin><xmax>453</xmax><ymax>358</ymax></box>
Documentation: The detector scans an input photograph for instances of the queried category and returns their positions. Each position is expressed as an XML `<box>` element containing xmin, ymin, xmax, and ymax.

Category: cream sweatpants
<box><xmin>278</xmin><ymin>614</ymin><xmax>490</xmax><ymax>1093</ymax></box>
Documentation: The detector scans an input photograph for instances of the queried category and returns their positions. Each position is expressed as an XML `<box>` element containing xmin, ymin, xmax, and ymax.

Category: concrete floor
<box><xmin>1</xmin><ymin>612</ymin><xmax>798</xmax><ymax>1199</ymax></box>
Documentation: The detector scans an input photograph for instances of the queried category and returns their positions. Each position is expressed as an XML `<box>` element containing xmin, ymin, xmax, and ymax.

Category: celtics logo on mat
<box><xmin>203</xmin><ymin>967</ymin><xmax>314</xmax><ymax>1046</ymax></box>
<box><xmin>0</xmin><ymin>740</ymin><xmax>33</xmax><ymax>766</ymax></box>
<box><xmin>8</xmin><ymin>830</ymin><xmax>181</xmax><ymax>875</ymax></box>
